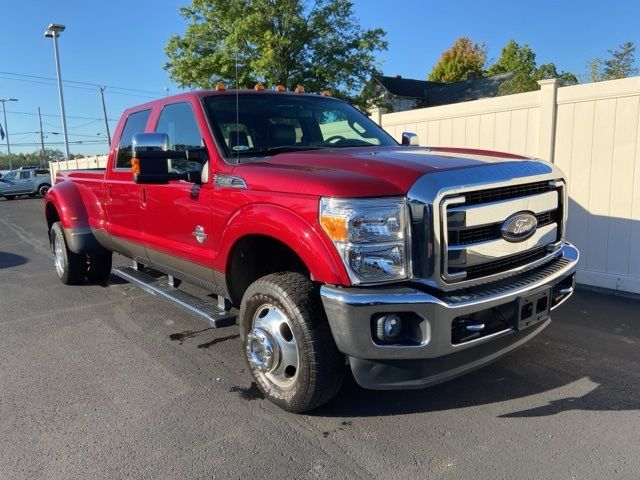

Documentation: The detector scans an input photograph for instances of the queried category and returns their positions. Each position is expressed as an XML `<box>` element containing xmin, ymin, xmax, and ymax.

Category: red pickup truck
<box><xmin>44</xmin><ymin>89</ymin><xmax>578</xmax><ymax>412</ymax></box>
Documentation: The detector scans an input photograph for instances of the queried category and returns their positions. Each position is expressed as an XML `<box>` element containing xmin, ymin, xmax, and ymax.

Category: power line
<box><xmin>6</xmin><ymin>109</ymin><xmax>117</xmax><ymax>121</ymax></box>
<box><xmin>0</xmin><ymin>71</ymin><xmax>162</xmax><ymax>98</ymax></box>
<box><xmin>9</xmin><ymin>141</ymin><xmax>107</xmax><ymax>146</ymax></box>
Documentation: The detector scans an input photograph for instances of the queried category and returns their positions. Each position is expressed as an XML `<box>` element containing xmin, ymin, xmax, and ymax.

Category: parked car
<box><xmin>43</xmin><ymin>88</ymin><xmax>578</xmax><ymax>412</ymax></box>
<box><xmin>0</xmin><ymin>168</ymin><xmax>51</xmax><ymax>200</ymax></box>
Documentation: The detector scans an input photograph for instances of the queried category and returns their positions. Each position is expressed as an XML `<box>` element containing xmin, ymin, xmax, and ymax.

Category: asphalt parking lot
<box><xmin>1</xmin><ymin>197</ymin><xmax>639</xmax><ymax>480</ymax></box>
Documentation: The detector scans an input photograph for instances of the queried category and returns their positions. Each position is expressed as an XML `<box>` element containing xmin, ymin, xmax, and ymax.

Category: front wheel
<box><xmin>38</xmin><ymin>184</ymin><xmax>51</xmax><ymax>197</ymax></box>
<box><xmin>50</xmin><ymin>222</ymin><xmax>87</xmax><ymax>285</ymax></box>
<box><xmin>239</xmin><ymin>272</ymin><xmax>345</xmax><ymax>413</ymax></box>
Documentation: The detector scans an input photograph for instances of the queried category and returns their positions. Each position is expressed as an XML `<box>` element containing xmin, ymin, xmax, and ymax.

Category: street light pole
<box><xmin>44</xmin><ymin>24</ymin><xmax>70</xmax><ymax>160</ymax></box>
<box><xmin>0</xmin><ymin>98</ymin><xmax>18</xmax><ymax>171</ymax></box>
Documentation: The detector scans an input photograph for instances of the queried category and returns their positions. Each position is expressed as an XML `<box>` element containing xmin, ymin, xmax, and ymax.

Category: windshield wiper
<box><xmin>233</xmin><ymin>145</ymin><xmax>322</xmax><ymax>157</ymax></box>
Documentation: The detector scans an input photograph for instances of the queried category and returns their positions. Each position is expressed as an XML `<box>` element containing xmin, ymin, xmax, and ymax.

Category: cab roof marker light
<box><xmin>294</xmin><ymin>85</ymin><xmax>305</xmax><ymax>93</ymax></box>
<box><xmin>254</xmin><ymin>82</ymin><xmax>266</xmax><ymax>91</ymax></box>
<box><xmin>275</xmin><ymin>84</ymin><xmax>286</xmax><ymax>92</ymax></box>
<box><xmin>215</xmin><ymin>82</ymin><xmax>226</xmax><ymax>91</ymax></box>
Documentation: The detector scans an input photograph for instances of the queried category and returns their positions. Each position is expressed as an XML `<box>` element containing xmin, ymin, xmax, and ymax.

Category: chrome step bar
<box><xmin>113</xmin><ymin>267</ymin><xmax>237</xmax><ymax>328</ymax></box>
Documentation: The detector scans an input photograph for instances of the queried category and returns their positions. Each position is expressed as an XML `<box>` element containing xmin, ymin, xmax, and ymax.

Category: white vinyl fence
<box><xmin>373</xmin><ymin>77</ymin><xmax>640</xmax><ymax>294</ymax></box>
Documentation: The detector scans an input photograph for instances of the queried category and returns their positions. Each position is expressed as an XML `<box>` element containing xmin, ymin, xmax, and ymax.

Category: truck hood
<box><xmin>232</xmin><ymin>146</ymin><xmax>533</xmax><ymax>197</ymax></box>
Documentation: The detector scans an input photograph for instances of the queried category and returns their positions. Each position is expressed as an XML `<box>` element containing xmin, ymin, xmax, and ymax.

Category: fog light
<box><xmin>376</xmin><ymin>314</ymin><xmax>402</xmax><ymax>342</ymax></box>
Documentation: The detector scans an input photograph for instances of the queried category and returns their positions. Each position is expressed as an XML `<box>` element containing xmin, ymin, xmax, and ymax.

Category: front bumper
<box><xmin>320</xmin><ymin>242</ymin><xmax>579</xmax><ymax>389</ymax></box>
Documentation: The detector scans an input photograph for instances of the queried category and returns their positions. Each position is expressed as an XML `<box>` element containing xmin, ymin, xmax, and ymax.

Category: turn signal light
<box><xmin>215</xmin><ymin>81</ymin><xmax>226</xmax><ymax>91</ymax></box>
<box><xmin>131</xmin><ymin>158</ymin><xmax>140</xmax><ymax>176</ymax></box>
<box><xmin>319</xmin><ymin>214</ymin><xmax>348</xmax><ymax>243</ymax></box>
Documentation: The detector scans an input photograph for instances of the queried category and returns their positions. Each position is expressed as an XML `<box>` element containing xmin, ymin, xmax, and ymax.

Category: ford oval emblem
<box><xmin>501</xmin><ymin>212</ymin><xmax>538</xmax><ymax>242</ymax></box>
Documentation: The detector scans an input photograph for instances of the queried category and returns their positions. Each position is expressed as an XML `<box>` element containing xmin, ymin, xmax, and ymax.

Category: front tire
<box><xmin>239</xmin><ymin>272</ymin><xmax>344</xmax><ymax>413</ymax></box>
<box><xmin>50</xmin><ymin>222</ymin><xmax>87</xmax><ymax>285</ymax></box>
<box><xmin>38</xmin><ymin>184</ymin><xmax>51</xmax><ymax>197</ymax></box>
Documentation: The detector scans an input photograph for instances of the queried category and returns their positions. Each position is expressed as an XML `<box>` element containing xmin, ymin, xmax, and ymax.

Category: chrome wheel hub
<box><xmin>246</xmin><ymin>328</ymin><xmax>278</xmax><ymax>373</ymax></box>
<box><xmin>247</xmin><ymin>304</ymin><xmax>299</xmax><ymax>388</ymax></box>
<box><xmin>53</xmin><ymin>235</ymin><xmax>64</xmax><ymax>277</ymax></box>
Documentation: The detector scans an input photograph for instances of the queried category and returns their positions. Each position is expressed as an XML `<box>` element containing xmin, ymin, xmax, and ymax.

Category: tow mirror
<box><xmin>131</xmin><ymin>133</ymin><xmax>206</xmax><ymax>184</ymax></box>
<box><xmin>401</xmin><ymin>131</ymin><xmax>419</xmax><ymax>146</ymax></box>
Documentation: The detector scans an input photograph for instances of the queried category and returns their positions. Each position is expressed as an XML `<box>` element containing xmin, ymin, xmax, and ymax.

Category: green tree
<box><xmin>164</xmin><ymin>0</ymin><xmax>388</xmax><ymax>109</ymax></box>
<box><xmin>586</xmin><ymin>42</ymin><xmax>638</xmax><ymax>82</ymax></box>
<box><xmin>428</xmin><ymin>37</ymin><xmax>487</xmax><ymax>83</ymax></box>
<box><xmin>488</xmin><ymin>40</ymin><xmax>577</xmax><ymax>95</ymax></box>
<box><xmin>0</xmin><ymin>149</ymin><xmax>86</xmax><ymax>170</ymax></box>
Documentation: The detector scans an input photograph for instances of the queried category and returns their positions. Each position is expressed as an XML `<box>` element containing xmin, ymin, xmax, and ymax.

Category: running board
<box><xmin>113</xmin><ymin>267</ymin><xmax>237</xmax><ymax>328</ymax></box>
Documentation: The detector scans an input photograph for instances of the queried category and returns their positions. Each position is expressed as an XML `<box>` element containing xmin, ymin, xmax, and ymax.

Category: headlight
<box><xmin>320</xmin><ymin>197</ymin><xmax>408</xmax><ymax>284</ymax></box>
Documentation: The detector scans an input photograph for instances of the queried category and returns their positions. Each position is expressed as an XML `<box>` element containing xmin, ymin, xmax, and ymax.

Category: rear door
<box><xmin>104</xmin><ymin>109</ymin><xmax>151</xmax><ymax>260</ymax></box>
<box><xmin>140</xmin><ymin>101</ymin><xmax>215</xmax><ymax>284</ymax></box>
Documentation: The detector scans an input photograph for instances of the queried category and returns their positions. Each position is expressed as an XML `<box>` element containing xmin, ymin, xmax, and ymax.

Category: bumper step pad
<box><xmin>113</xmin><ymin>267</ymin><xmax>236</xmax><ymax>328</ymax></box>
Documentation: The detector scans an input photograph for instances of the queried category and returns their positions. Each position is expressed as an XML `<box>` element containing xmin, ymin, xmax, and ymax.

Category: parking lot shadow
<box><xmin>312</xmin><ymin>289</ymin><xmax>640</xmax><ymax>418</ymax></box>
<box><xmin>0</xmin><ymin>251</ymin><xmax>29</xmax><ymax>269</ymax></box>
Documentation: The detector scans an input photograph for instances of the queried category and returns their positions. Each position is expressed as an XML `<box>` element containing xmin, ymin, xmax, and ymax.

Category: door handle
<box><xmin>141</xmin><ymin>187</ymin><xmax>146</xmax><ymax>205</ymax></box>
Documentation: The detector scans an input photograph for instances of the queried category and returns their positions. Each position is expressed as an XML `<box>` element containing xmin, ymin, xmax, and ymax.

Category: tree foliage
<box><xmin>586</xmin><ymin>42</ymin><xmax>638</xmax><ymax>82</ymax></box>
<box><xmin>164</xmin><ymin>0</ymin><xmax>388</xmax><ymax>109</ymax></box>
<box><xmin>487</xmin><ymin>40</ymin><xmax>577</xmax><ymax>95</ymax></box>
<box><xmin>428</xmin><ymin>37</ymin><xmax>487</xmax><ymax>83</ymax></box>
<box><xmin>0</xmin><ymin>149</ymin><xmax>85</xmax><ymax>170</ymax></box>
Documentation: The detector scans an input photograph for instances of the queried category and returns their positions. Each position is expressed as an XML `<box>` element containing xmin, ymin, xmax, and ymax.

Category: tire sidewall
<box><xmin>39</xmin><ymin>184</ymin><xmax>50</xmax><ymax>197</ymax></box>
<box><xmin>240</xmin><ymin>288</ymin><xmax>312</xmax><ymax>409</ymax></box>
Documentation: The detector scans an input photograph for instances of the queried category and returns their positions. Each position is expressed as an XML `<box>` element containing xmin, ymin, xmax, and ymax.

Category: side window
<box><xmin>116</xmin><ymin>109</ymin><xmax>151</xmax><ymax>169</ymax></box>
<box><xmin>155</xmin><ymin>102</ymin><xmax>203</xmax><ymax>173</ymax></box>
<box><xmin>19</xmin><ymin>171</ymin><xmax>31</xmax><ymax>180</ymax></box>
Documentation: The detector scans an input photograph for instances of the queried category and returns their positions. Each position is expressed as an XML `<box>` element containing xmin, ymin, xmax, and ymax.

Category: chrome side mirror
<box><xmin>132</xmin><ymin>132</ymin><xmax>170</xmax><ymax>154</ymax></box>
<box><xmin>401</xmin><ymin>132</ymin><xmax>419</xmax><ymax>146</ymax></box>
<box><xmin>132</xmin><ymin>133</ymin><xmax>171</xmax><ymax>184</ymax></box>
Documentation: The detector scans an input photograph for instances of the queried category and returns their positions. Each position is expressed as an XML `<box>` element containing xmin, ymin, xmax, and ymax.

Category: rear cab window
<box><xmin>116</xmin><ymin>109</ymin><xmax>151</xmax><ymax>169</ymax></box>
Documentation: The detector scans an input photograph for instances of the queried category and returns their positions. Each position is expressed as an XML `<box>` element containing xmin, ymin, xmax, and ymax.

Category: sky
<box><xmin>1</xmin><ymin>0</ymin><xmax>639</xmax><ymax>156</ymax></box>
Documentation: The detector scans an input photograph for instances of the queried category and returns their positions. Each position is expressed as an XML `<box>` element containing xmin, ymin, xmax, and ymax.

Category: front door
<box><xmin>140</xmin><ymin>101</ymin><xmax>216</xmax><ymax>286</ymax></box>
<box><xmin>103</xmin><ymin>108</ymin><xmax>151</xmax><ymax>260</ymax></box>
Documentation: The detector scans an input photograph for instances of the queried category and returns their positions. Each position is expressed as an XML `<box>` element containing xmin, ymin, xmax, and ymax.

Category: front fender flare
<box><xmin>217</xmin><ymin>203</ymin><xmax>350</xmax><ymax>287</ymax></box>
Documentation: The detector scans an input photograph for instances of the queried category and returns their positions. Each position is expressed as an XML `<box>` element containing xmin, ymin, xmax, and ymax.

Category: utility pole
<box><xmin>98</xmin><ymin>86</ymin><xmax>111</xmax><ymax>147</ymax></box>
<box><xmin>0</xmin><ymin>98</ymin><xmax>18</xmax><ymax>171</ymax></box>
<box><xmin>38</xmin><ymin>107</ymin><xmax>46</xmax><ymax>168</ymax></box>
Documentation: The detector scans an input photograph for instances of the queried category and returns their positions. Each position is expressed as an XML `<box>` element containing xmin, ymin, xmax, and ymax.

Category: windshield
<box><xmin>203</xmin><ymin>93</ymin><xmax>397</xmax><ymax>161</ymax></box>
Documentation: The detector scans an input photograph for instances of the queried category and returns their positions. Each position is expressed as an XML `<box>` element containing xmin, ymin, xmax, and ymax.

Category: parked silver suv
<box><xmin>0</xmin><ymin>168</ymin><xmax>51</xmax><ymax>200</ymax></box>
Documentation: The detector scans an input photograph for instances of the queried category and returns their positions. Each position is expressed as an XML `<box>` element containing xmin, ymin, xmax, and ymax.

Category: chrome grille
<box><xmin>441</xmin><ymin>181</ymin><xmax>564</xmax><ymax>283</ymax></box>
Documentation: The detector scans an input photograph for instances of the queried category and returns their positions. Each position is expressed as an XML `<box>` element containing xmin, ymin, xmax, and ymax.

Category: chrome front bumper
<box><xmin>320</xmin><ymin>243</ymin><xmax>579</xmax><ymax>389</ymax></box>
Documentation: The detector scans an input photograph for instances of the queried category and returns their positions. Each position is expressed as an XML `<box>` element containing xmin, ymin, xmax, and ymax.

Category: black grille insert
<box><xmin>450</xmin><ymin>246</ymin><xmax>550</xmax><ymax>280</ymax></box>
<box><xmin>461</xmin><ymin>181</ymin><xmax>555</xmax><ymax>206</ymax></box>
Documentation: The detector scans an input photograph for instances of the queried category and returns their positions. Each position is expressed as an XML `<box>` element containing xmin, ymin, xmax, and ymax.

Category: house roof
<box><xmin>371</xmin><ymin>75</ymin><xmax>440</xmax><ymax>98</ymax></box>
<box><xmin>426</xmin><ymin>72</ymin><xmax>514</xmax><ymax>106</ymax></box>
<box><xmin>371</xmin><ymin>72</ymin><xmax>514</xmax><ymax>107</ymax></box>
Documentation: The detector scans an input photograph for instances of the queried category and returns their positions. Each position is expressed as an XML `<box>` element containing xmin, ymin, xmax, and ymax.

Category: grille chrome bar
<box><xmin>448</xmin><ymin>223</ymin><xmax>558</xmax><ymax>269</ymax></box>
<box><xmin>447</xmin><ymin>190</ymin><xmax>558</xmax><ymax>229</ymax></box>
<box><xmin>407</xmin><ymin>161</ymin><xmax>569</xmax><ymax>291</ymax></box>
